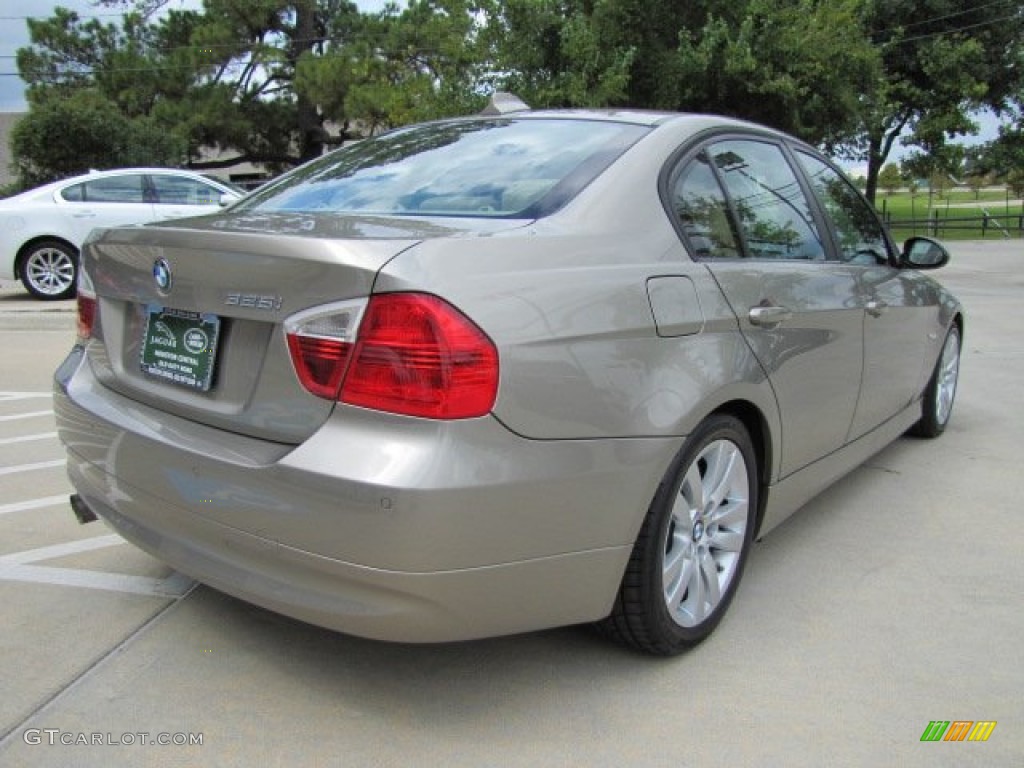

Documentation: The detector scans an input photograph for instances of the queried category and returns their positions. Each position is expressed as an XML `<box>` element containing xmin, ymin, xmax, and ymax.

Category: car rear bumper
<box><xmin>55</xmin><ymin>347</ymin><xmax>680</xmax><ymax>642</ymax></box>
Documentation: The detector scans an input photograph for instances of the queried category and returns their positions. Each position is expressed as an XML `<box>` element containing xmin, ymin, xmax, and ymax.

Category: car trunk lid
<box><xmin>81</xmin><ymin>212</ymin><xmax>526</xmax><ymax>444</ymax></box>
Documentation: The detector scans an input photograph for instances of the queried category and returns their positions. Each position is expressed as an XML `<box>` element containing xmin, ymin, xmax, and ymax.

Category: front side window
<box><xmin>151</xmin><ymin>175</ymin><xmax>223</xmax><ymax>206</ymax></box>
<box><xmin>709</xmin><ymin>140</ymin><xmax>825</xmax><ymax>261</ymax></box>
<box><xmin>234</xmin><ymin>118</ymin><xmax>649</xmax><ymax>219</ymax></box>
<box><xmin>796</xmin><ymin>151</ymin><xmax>892</xmax><ymax>265</ymax></box>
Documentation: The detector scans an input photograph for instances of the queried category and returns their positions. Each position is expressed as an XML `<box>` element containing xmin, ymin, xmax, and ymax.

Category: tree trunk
<box><xmin>292</xmin><ymin>0</ymin><xmax>324</xmax><ymax>163</ymax></box>
<box><xmin>864</xmin><ymin>133</ymin><xmax>882</xmax><ymax>205</ymax></box>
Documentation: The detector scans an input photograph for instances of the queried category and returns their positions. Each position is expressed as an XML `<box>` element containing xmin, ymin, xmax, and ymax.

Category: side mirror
<box><xmin>219</xmin><ymin>193</ymin><xmax>239</xmax><ymax>207</ymax></box>
<box><xmin>901</xmin><ymin>236</ymin><xmax>950</xmax><ymax>270</ymax></box>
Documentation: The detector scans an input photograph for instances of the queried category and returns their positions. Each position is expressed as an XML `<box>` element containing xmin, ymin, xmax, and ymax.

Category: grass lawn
<box><xmin>871</xmin><ymin>187</ymin><xmax>1024</xmax><ymax>241</ymax></box>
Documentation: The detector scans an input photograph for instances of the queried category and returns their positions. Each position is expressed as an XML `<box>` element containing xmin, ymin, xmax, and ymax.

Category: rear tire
<box><xmin>19</xmin><ymin>240</ymin><xmax>78</xmax><ymax>300</ymax></box>
<box><xmin>598</xmin><ymin>414</ymin><xmax>758</xmax><ymax>655</ymax></box>
<box><xmin>910</xmin><ymin>325</ymin><xmax>960</xmax><ymax>438</ymax></box>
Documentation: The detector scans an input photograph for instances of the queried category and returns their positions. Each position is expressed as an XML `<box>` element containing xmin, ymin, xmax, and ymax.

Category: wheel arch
<box><xmin>708</xmin><ymin>399</ymin><xmax>773</xmax><ymax>537</ymax></box>
<box><xmin>951</xmin><ymin>311</ymin><xmax>964</xmax><ymax>342</ymax></box>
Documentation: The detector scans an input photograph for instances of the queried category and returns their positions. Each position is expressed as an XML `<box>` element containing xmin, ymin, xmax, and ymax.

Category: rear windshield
<box><xmin>234</xmin><ymin>118</ymin><xmax>649</xmax><ymax>219</ymax></box>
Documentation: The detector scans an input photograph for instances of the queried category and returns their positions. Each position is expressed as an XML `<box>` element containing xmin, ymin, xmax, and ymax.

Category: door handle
<box><xmin>748</xmin><ymin>305</ymin><xmax>792</xmax><ymax>328</ymax></box>
<box><xmin>865</xmin><ymin>299</ymin><xmax>888</xmax><ymax>317</ymax></box>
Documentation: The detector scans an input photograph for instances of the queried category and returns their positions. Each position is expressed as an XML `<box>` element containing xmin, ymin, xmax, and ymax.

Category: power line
<box><xmin>869</xmin><ymin>0</ymin><xmax>1018</xmax><ymax>37</ymax></box>
<box><xmin>0</xmin><ymin>12</ymin><xmax>131</xmax><ymax>21</ymax></box>
<box><xmin>883</xmin><ymin>12</ymin><xmax>1023</xmax><ymax>46</ymax></box>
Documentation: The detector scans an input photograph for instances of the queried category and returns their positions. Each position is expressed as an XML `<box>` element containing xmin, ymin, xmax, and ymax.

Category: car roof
<box><xmin>70</xmin><ymin>167</ymin><xmax>223</xmax><ymax>182</ymax></box>
<box><xmin>442</xmin><ymin>107</ymin><xmax>774</xmax><ymax>130</ymax></box>
<box><xmin>6</xmin><ymin>168</ymin><xmax>235</xmax><ymax>201</ymax></box>
<box><xmin>409</xmin><ymin>108</ymin><xmax>800</xmax><ymax>147</ymax></box>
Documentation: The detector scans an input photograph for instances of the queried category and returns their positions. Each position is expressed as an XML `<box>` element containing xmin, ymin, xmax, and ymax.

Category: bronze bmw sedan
<box><xmin>54</xmin><ymin>111</ymin><xmax>962</xmax><ymax>654</ymax></box>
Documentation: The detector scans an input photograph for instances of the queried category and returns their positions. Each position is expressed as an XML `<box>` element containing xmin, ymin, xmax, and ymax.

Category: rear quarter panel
<box><xmin>373</xmin><ymin>120</ymin><xmax>782</xmax><ymax>455</ymax></box>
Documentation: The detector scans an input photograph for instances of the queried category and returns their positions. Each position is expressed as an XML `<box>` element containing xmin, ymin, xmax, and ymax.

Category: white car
<box><xmin>0</xmin><ymin>168</ymin><xmax>243</xmax><ymax>299</ymax></box>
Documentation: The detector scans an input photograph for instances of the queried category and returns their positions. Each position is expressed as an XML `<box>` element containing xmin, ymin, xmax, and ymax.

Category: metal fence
<box><xmin>883</xmin><ymin>210</ymin><xmax>1024</xmax><ymax>238</ymax></box>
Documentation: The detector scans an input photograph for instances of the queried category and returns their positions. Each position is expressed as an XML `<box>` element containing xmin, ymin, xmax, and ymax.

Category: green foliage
<box><xmin>480</xmin><ymin>0</ymin><xmax>634</xmax><ymax>108</ymax></box>
<box><xmin>965</xmin><ymin>173</ymin><xmax>989</xmax><ymax>199</ymax></box>
<box><xmin>878</xmin><ymin>163</ymin><xmax>902</xmax><ymax>195</ymax></box>
<box><xmin>11</xmin><ymin>0</ymin><xmax>1024</xmax><ymax>196</ymax></box>
<box><xmin>10</xmin><ymin>90</ymin><xmax>185</xmax><ymax>186</ymax></box>
<box><xmin>1008</xmin><ymin>168</ymin><xmax>1024</xmax><ymax>200</ymax></box>
<box><xmin>297</xmin><ymin>0</ymin><xmax>489</xmax><ymax>133</ymax></box>
<box><xmin>856</xmin><ymin>0</ymin><xmax>1024</xmax><ymax>203</ymax></box>
<box><xmin>981</xmin><ymin>122</ymin><xmax>1024</xmax><ymax>180</ymax></box>
<box><xmin>674</xmin><ymin>0</ymin><xmax>880</xmax><ymax>145</ymax></box>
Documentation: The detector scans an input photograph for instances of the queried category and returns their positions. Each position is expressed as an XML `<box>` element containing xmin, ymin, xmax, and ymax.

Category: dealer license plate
<box><xmin>140</xmin><ymin>306</ymin><xmax>221</xmax><ymax>391</ymax></box>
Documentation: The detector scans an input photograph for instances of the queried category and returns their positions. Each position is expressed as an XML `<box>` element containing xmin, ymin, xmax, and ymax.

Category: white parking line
<box><xmin>0</xmin><ymin>495</ymin><xmax>70</xmax><ymax>516</ymax></box>
<box><xmin>0</xmin><ymin>431</ymin><xmax>58</xmax><ymax>445</ymax></box>
<box><xmin>0</xmin><ymin>535</ymin><xmax>195</xmax><ymax>598</ymax></box>
<box><xmin>0</xmin><ymin>534</ymin><xmax>125</xmax><ymax>565</ymax></box>
<box><xmin>0</xmin><ymin>410</ymin><xmax>53</xmax><ymax>422</ymax></box>
<box><xmin>0</xmin><ymin>392</ymin><xmax>52</xmax><ymax>401</ymax></box>
<box><xmin>0</xmin><ymin>459</ymin><xmax>66</xmax><ymax>476</ymax></box>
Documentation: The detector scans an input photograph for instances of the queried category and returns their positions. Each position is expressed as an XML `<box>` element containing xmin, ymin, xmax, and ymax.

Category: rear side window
<box><xmin>235</xmin><ymin>119</ymin><xmax>649</xmax><ymax>219</ymax></box>
<box><xmin>708</xmin><ymin>140</ymin><xmax>825</xmax><ymax>261</ymax></box>
<box><xmin>60</xmin><ymin>175</ymin><xmax>147</xmax><ymax>204</ymax></box>
<box><xmin>671</xmin><ymin>151</ymin><xmax>741</xmax><ymax>259</ymax></box>
<box><xmin>61</xmin><ymin>183</ymin><xmax>85</xmax><ymax>202</ymax></box>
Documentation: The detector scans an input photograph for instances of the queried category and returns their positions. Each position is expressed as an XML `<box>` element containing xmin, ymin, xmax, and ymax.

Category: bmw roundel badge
<box><xmin>153</xmin><ymin>258</ymin><xmax>172</xmax><ymax>293</ymax></box>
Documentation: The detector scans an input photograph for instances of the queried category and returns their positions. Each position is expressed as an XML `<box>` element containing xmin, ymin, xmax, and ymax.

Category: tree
<box><xmin>15</xmin><ymin>2</ymin><xmax>371</xmax><ymax>180</ymax></box>
<box><xmin>16</xmin><ymin>1</ymin><xmax>499</xmax><ymax>184</ymax></box>
<box><xmin>851</xmin><ymin>1</ymin><xmax>1024</xmax><ymax>204</ymax></box>
<box><xmin>982</xmin><ymin>121</ymin><xmax>1024</xmax><ymax>180</ymax></box>
<box><xmin>878</xmin><ymin>163</ymin><xmax>902</xmax><ymax>196</ymax></box>
<box><xmin>297</xmin><ymin>0</ymin><xmax>490</xmax><ymax>135</ymax></box>
<box><xmin>480</xmin><ymin>0</ymin><xmax>634</xmax><ymax>108</ymax></box>
<box><xmin>1007</xmin><ymin>168</ymin><xmax>1024</xmax><ymax>207</ymax></box>
<box><xmin>964</xmin><ymin>172</ymin><xmax>989</xmax><ymax>199</ymax></box>
<box><xmin>484</xmin><ymin>0</ymin><xmax>880</xmax><ymax>149</ymax></box>
<box><xmin>10</xmin><ymin>90</ymin><xmax>185</xmax><ymax>187</ymax></box>
<box><xmin>671</xmin><ymin>0</ymin><xmax>881</xmax><ymax>146</ymax></box>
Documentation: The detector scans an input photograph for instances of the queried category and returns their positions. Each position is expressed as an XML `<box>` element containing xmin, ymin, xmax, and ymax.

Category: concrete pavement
<box><xmin>0</xmin><ymin>280</ymin><xmax>75</xmax><ymax>331</ymax></box>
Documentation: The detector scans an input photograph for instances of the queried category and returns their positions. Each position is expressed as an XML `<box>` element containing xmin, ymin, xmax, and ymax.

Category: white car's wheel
<box><xmin>20</xmin><ymin>240</ymin><xmax>78</xmax><ymax>300</ymax></box>
<box><xmin>599</xmin><ymin>414</ymin><xmax>758</xmax><ymax>655</ymax></box>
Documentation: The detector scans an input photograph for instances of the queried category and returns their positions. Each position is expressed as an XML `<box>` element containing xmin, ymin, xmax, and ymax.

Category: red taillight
<box><xmin>285</xmin><ymin>300</ymin><xmax>364</xmax><ymax>400</ymax></box>
<box><xmin>76</xmin><ymin>293</ymin><xmax>96</xmax><ymax>342</ymax></box>
<box><xmin>285</xmin><ymin>334</ymin><xmax>352</xmax><ymax>399</ymax></box>
<box><xmin>341</xmin><ymin>294</ymin><xmax>499</xmax><ymax>419</ymax></box>
<box><xmin>285</xmin><ymin>293</ymin><xmax>499</xmax><ymax>420</ymax></box>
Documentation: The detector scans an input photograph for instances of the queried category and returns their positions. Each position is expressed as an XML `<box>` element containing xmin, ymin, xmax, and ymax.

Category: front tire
<box><xmin>19</xmin><ymin>240</ymin><xmax>78</xmax><ymax>300</ymax></box>
<box><xmin>598</xmin><ymin>414</ymin><xmax>758</xmax><ymax>655</ymax></box>
<box><xmin>910</xmin><ymin>325</ymin><xmax>960</xmax><ymax>438</ymax></box>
